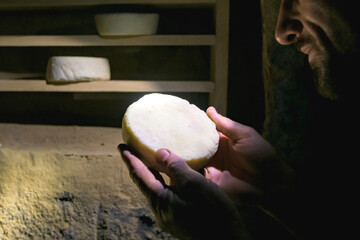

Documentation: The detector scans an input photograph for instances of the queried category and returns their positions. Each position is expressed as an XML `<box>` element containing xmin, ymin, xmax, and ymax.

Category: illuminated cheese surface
<box><xmin>122</xmin><ymin>93</ymin><xmax>219</xmax><ymax>172</ymax></box>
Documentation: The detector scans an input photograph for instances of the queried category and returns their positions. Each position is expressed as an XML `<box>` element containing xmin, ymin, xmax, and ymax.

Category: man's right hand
<box><xmin>205</xmin><ymin>107</ymin><xmax>294</xmax><ymax>204</ymax></box>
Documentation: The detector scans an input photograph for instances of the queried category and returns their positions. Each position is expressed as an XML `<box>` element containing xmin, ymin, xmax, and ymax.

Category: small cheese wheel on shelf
<box><xmin>122</xmin><ymin>93</ymin><xmax>219</xmax><ymax>172</ymax></box>
<box><xmin>46</xmin><ymin>56</ymin><xmax>111</xmax><ymax>83</ymax></box>
<box><xmin>95</xmin><ymin>13</ymin><xmax>159</xmax><ymax>36</ymax></box>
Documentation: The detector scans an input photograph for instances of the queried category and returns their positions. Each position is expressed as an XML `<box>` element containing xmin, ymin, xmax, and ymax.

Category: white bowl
<box><xmin>95</xmin><ymin>13</ymin><xmax>159</xmax><ymax>36</ymax></box>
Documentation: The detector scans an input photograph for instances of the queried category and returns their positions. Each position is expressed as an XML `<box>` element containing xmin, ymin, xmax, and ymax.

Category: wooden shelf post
<box><xmin>209</xmin><ymin>0</ymin><xmax>229</xmax><ymax>116</ymax></box>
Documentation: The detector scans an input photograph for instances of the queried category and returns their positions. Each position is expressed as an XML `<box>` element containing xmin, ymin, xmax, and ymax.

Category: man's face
<box><xmin>275</xmin><ymin>0</ymin><xmax>359</xmax><ymax>100</ymax></box>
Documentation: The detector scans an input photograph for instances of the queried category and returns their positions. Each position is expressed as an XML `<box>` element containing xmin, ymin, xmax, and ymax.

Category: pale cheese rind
<box><xmin>95</xmin><ymin>13</ymin><xmax>159</xmax><ymax>36</ymax></box>
<box><xmin>122</xmin><ymin>93</ymin><xmax>219</xmax><ymax>172</ymax></box>
<box><xmin>46</xmin><ymin>56</ymin><xmax>111</xmax><ymax>83</ymax></box>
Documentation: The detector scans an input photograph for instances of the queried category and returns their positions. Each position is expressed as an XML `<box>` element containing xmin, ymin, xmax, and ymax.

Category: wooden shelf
<box><xmin>0</xmin><ymin>0</ymin><xmax>216</xmax><ymax>9</ymax></box>
<box><xmin>0</xmin><ymin>35</ymin><xmax>215</xmax><ymax>47</ymax></box>
<box><xmin>0</xmin><ymin>80</ymin><xmax>214</xmax><ymax>93</ymax></box>
<box><xmin>0</xmin><ymin>0</ymin><xmax>229</xmax><ymax>114</ymax></box>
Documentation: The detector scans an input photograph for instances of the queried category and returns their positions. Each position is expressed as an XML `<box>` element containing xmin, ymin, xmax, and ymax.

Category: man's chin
<box><xmin>317</xmin><ymin>86</ymin><xmax>340</xmax><ymax>100</ymax></box>
<box><xmin>310</xmin><ymin>60</ymin><xmax>340</xmax><ymax>100</ymax></box>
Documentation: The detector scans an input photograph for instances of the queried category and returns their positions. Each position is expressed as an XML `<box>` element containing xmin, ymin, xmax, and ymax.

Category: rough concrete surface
<box><xmin>0</xmin><ymin>123</ymin><xmax>177</xmax><ymax>240</ymax></box>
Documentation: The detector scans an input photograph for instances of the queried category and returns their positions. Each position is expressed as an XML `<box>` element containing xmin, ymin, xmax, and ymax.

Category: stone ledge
<box><xmin>0</xmin><ymin>123</ymin><xmax>123</xmax><ymax>155</ymax></box>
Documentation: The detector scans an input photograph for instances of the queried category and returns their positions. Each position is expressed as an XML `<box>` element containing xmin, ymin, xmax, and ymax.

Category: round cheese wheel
<box><xmin>122</xmin><ymin>93</ymin><xmax>219</xmax><ymax>172</ymax></box>
<box><xmin>95</xmin><ymin>13</ymin><xmax>159</xmax><ymax>36</ymax></box>
<box><xmin>46</xmin><ymin>56</ymin><xmax>111</xmax><ymax>83</ymax></box>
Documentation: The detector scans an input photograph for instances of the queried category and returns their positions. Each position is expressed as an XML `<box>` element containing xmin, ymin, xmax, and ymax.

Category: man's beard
<box><xmin>312</xmin><ymin>47</ymin><xmax>358</xmax><ymax>101</ymax></box>
<box><xmin>308</xmin><ymin>50</ymin><xmax>340</xmax><ymax>100</ymax></box>
<box><xmin>295</xmin><ymin>35</ymin><xmax>341</xmax><ymax>100</ymax></box>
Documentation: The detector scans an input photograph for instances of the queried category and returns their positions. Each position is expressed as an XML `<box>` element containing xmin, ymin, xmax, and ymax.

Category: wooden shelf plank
<box><xmin>0</xmin><ymin>0</ymin><xmax>215</xmax><ymax>9</ymax></box>
<box><xmin>0</xmin><ymin>80</ymin><xmax>214</xmax><ymax>93</ymax></box>
<box><xmin>0</xmin><ymin>35</ymin><xmax>216</xmax><ymax>47</ymax></box>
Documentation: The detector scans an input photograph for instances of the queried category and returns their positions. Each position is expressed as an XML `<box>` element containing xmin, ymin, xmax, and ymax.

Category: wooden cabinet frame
<box><xmin>0</xmin><ymin>0</ymin><xmax>229</xmax><ymax>114</ymax></box>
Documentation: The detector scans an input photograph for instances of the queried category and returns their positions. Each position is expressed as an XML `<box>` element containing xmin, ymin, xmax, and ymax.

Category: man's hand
<box><xmin>118</xmin><ymin>144</ymin><xmax>251</xmax><ymax>240</ymax></box>
<box><xmin>205</xmin><ymin>107</ymin><xmax>294</xmax><ymax>204</ymax></box>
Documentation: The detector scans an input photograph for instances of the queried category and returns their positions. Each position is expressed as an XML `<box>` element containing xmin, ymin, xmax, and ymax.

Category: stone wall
<box><xmin>0</xmin><ymin>124</ymin><xmax>176</xmax><ymax>239</ymax></box>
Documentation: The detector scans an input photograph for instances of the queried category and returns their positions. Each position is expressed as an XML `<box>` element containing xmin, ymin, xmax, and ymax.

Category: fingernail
<box><xmin>156</xmin><ymin>149</ymin><xmax>170</xmax><ymax>162</ymax></box>
<box><xmin>117</xmin><ymin>144</ymin><xmax>131</xmax><ymax>169</ymax></box>
<box><xmin>118</xmin><ymin>143</ymin><xmax>129</xmax><ymax>153</ymax></box>
<box><xmin>212</xmin><ymin>106</ymin><xmax>217</xmax><ymax>114</ymax></box>
<box><xmin>203</xmin><ymin>167</ymin><xmax>209</xmax><ymax>178</ymax></box>
<box><xmin>197</xmin><ymin>168</ymin><xmax>205</xmax><ymax>176</ymax></box>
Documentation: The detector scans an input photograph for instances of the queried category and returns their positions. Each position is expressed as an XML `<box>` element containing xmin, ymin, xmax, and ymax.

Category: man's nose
<box><xmin>275</xmin><ymin>0</ymin><xmax>303</xmax><ymax>45</ymax></box>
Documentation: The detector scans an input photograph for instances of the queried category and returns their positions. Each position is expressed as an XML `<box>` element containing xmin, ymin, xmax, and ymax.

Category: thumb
<box><xmin>155</xmin><ymin>148</ymin><xmax>200</xmax><ymax>185</ymax></box>
<box><xmin>206</xmin><ymin>106</ymin><xmax>251</xmax><ymax>141</ymax></box>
